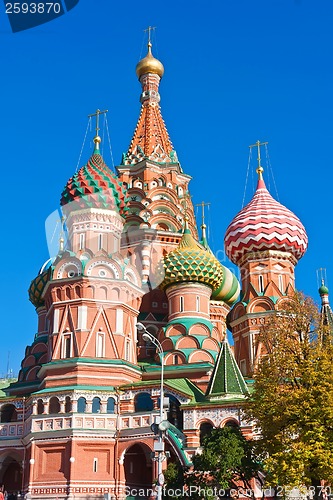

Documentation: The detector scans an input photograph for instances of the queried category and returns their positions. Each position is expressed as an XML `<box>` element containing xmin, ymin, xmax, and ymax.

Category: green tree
<box><xmin>185</xmin><ymin>426</ymin><xmax>261</xmax><ymax>500</ymax></box>
<box><xmin>245</xmin><ymin>293</ymin><xmax>333</xmax><ymax>492</ymax></box>
<box><xmin>163</xmin><ymin>461</ymin><xmax>185</xmax><ymax>499</ymax></box>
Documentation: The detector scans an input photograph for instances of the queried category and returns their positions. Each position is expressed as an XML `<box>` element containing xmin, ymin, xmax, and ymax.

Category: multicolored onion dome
<box><xmin>212</xmin><ymin>267</ymin><xmax>240</xmax><ymax>304</ymax></box>
<box><xmin>160</xmin><ymin>222</ymin><xmax>240</xmax><ymax>305</ymax></box>
<box><xmin>225</xmin><ymin>174</ymin><xmax>308</xmax><ymax>265</ymax></box>
<box><xmin>60</xmin><ymin>138</ymin><xmax>128</xmax><ymax>215</ymax></box>
<box><xmin>28</xmin><ymin>267</ymin><xmax>52</xmax><ymax>308</ymax></box>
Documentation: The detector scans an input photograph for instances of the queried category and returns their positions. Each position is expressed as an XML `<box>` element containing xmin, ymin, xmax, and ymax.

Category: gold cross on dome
<box><xmin>195</xmin><ymin>201</ymin><xmax>211</xmax><ymax>226</ymax></box>
<box><xmin>249</xmin><ymin>140</ymin><xmax>268</xmax><ymax>176</ymax></box>
<box><xmin>144</xmin><ymin>26</ymin><xmax>156</xmax><ymax>44</ymax></box>
<box><xmin>88</xmin><ymin>109</ymin><xmax>108</xmax><ymax>137</ymax></box>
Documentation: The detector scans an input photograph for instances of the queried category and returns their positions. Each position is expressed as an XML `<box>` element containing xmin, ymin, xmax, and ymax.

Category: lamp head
<box><xmin>136</xmin><ymin>322</ymin><xmax>145</xmax><ymax>332</ymax></box>
<box><xmin>158</xmin><ymin>420</ymin><xmax>170</xmax><ymax>432</ymax></box>
<box><xmin>142</xmin><ymin>332</ymin><xmax>152</xmax><ymax>342</ymax></box>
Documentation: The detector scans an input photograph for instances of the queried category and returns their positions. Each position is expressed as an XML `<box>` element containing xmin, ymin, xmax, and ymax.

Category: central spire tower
<box><xmin>118</xmin><ymin>36</ymin><xmax>197</xmax><ymax>335</ymax></box>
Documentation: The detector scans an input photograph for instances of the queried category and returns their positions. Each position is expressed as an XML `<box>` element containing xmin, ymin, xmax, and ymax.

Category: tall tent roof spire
<box><xmin>122</xmin><ymin>34</ymin><xmax>177</xmax><ymax>166</ymax></box>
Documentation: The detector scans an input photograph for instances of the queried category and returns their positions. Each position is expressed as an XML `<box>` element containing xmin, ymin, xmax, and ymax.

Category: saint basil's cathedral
<box><xmin>0</xmin><ymin>39</ymin><xmax>323</xmax><ymax>499</ymax></box>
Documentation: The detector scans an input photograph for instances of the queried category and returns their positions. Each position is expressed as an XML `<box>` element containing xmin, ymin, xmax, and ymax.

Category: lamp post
<box><xmin>136</xmin><ymin>323</ymin><xmax>166</xmax><ymax>500</ymax></box>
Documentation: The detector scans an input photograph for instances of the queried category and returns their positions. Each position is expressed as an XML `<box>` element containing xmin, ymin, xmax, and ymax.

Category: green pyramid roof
<box><xmin>206</xmin><ymin>340</ymin><xmax>248</xmax><ymax>400</ymax></box>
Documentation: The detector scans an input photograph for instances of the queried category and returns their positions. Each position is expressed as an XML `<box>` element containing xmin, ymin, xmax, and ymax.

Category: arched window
<box><xmin>92</xmin><ymin>397</ymin><xmax>101</xmax><ymax>413</ymax></box>
<box><xmin>196</xmin><ymin>296</ymin><xmax>200</xmax><ymax>312</ymax></box>
<box><xmin>278</xmin><ymin>274</ymin><xmax>284</xmax><ymax>292</ymax></box>
<box><xmin>77</xmin><ymin>397</ymin><xmax>86</xmax><ymax>413</ymax></box>
<box><xmin>96</xmin><ymin>332</ymin><xmax>105</xmax><ymax>358</ymax></box>
<box><xmin>79</xmin><ymin>233</ymin><xmax>85</xmax><ymax>250</ymax></box>
<box><xmin>62</xmin><ymin>334</ymin><xmax>71</xmax><ymax>358</ymax></box>
<box><xmin>37</xmin><ymin>399</ymin><xmax>44</xmax><ymax>415</ymax></box>
<box><xmin>49</xmin><ymin>397</ymin><xmax>60</xmax><ymax>414</ymax></box>
<box><xmin>134</xmin><ymin>393</ymin><xmax>154</xmax><ymax>412</ymax></box>
<box><xmin>1</xmin><ymin>404</ymin><xmax>17</xmax><ymax>423</ymax></box>
<box><xmin>125</xmin><ymin>339</ymin><xmax>131</xmax><ymax>361</ymax></box>
<box><xmin>258</xmin><ymin>275</ymin><xmax>264</xmax><ymax>293</ymax></box>
<box><xmin>107</xmin><ymin>397</ymin><xmax>115</xmax><ymax>414</ymax></box>
<box><xmin>199</xmin><ymin>422</ymin><xmax>213</xmax><ymax>445</ymax></box>
<box><xmin>98</xmin><ymin>234</ymin><xmax>103</xmax><ymax>251</ymax></box>
<box><xmin>180</xmin><ymin>296</ymin><xmax>184</xmax><ymax>312</ymax></box>
<box><xmin>224</xmin><ymin>419</ymin><xmax>239</xmax><ymax>429</ymax></box>
<box><xmin>65</xmin><ymin>396</ymin><xmax>72</xmax><ymax>413</ymax></box>
<box><xmin>166</xmin><ymin>394</ymin><xmax>183</xmax><ymax>430</ymax></box>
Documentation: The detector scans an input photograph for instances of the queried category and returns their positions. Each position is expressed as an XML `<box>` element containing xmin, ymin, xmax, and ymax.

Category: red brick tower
<box><xmin>117</xmin><ymin>41</ymin><xmax>197</xmax><ymax>342</ymax></box>
<box><xmin>225</xmin><ymin>145</ymin><xmax>308</xmax><ymax>376</ymax></box>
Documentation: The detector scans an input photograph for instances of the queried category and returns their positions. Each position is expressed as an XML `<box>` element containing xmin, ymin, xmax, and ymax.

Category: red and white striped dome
<box><xmin>225</xmin><ymin>176</ymin><xmax>308</xmax><ymax>265</ymax></box>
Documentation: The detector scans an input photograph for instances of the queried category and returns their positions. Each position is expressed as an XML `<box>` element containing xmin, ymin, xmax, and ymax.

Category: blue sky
<box><xmin>1</xmin><ymin>0</ymin><xmax>333</xmax><ymax>376</ymax></box>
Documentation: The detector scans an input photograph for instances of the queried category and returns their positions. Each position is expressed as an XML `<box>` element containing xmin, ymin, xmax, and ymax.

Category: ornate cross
<box><xmin>88</xmin><ymin>109</ymin><xmax>108</xmax><ymax>137</ymax></box>
<box><xmin>195</xmin><ymin>201</ymin><xmax>211</xmax><ymax>226</ymax></box>
<box><xmin>144</xmin><ymin>26</ymin><xmax>156</xmax><ymax>44</ymax></box>
<box><xmin>249</xmin><ymin>140</ymin><xmax>268</xmax><ymax>174</ymax></box>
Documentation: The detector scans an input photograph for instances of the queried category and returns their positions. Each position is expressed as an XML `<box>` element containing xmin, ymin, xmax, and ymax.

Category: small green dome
<box><xmin>319</xmin><ymin>283</ymin><xmax>329</xmax><ymax>296</ymax></box>
<box><xmin>160</xmin><ymin>223</ymin><xmax>240</xmax><ymax>304</ymax></box>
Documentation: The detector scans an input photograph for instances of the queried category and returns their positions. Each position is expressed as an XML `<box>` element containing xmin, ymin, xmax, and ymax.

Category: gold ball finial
<box><xmin>94</xmin><ymin>135</ymin><xmax>102</xmax><ymax>144</ymax></box>
<box><xmin>256</xmin><ymin>165</ymin><xmax>264</xmax><ymax>180</ymax></box>
<box><xmin>136</xmin><ymin>42</ymin><xmax>164</xmax><ymax>79</ymax></box>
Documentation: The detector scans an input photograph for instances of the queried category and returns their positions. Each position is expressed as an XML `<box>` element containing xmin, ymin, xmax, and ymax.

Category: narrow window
<box><xmin>96</xmin><ymin>332</ymin><xmax>104</xmax><ymax>358</ymax></box>
<box><xmin>196</xmin><ymin>296</ymin><xmax>200</xmax><ymax>312</ymax></box>
<box><xmin>93</xmin><ymin>458</ymin><xmax>98</xmax><ymax>473</ymax></box>
<box><xmin>258</xmin><ymin>275</ymin><xmax>264</xmax><ymax>293</ymax></box>
<box><xmin>98</xmin><ymin>233</ymin><xmax>103</xmax><ymax>251</ymax></box>
<box><xmin>180</xmin><ymin>296</ymin><xmax>184</xmax><ymax>312</ymax></box>
<box><xmin>79</xmin><ymin>233</ymin><xmax>85</xmax><ymax>250</ymax></box>
<box><xmin>77</xmin><ymin>397</ymin><xmax>86</xmax><ymax>413</ymax></box>
<box><xmin>62</xmin><ymin>334</ymin><xmax>71</xmax><ymax>358</ymax></box>
<box><xmin>278</xmin><ymin>275</ymin><xmax>284</xmax><ymax>292</ymax></box>
<box><xmin>125</xmin><ymin>340</ymin><xmax>131</xmax><ymax>361</ymax></box>
<box><xmin>174</xmin><ymin>354</ymin><xmax>179</xmax><ymax>365</ymax></box>
<box><xmin>107</xmin><ymin>397</ymin><xmax>115</xmax><ymax>414</ymax></box>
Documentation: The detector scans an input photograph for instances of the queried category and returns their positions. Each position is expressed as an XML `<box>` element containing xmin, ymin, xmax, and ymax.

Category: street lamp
<box><xmin>136</xmin><ymin>322</ymin><xmax>168</xmax><ymax>500</ymax></box>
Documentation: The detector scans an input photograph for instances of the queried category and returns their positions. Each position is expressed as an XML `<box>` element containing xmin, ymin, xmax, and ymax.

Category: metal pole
<box><xmin>136</xmin><ymin>324</ymin><xmax>165</xmax><ymax>500</ymax></box>
<box><xmin>157</xmin><ymin>342</ymin><xmax>164</xmax><ymax>500</ymax></box>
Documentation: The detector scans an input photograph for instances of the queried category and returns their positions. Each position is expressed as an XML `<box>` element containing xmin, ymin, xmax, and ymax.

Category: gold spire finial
<box><xmin>195</xmin><ymin>201</ymin><xmax>211</xmax><ymax>242</ymax></box>
<box><xmin>88</xmin><ymin>109</ymin><xmax>108</xmax><ymax>148</ymax></box>
<box><xmin>249</xmin><ymin>140</ymin><xmax>268</xmax><ymax>179</ymax></box>
<box><xmin>136</xmin><ymin>27</ymin><xmax>164</xmax><ymax>79</ymax></box>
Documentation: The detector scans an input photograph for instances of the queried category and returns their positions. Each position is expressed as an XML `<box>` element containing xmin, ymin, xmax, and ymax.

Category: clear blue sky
<box><xmin>1</xmin><ymin>0</ymin><xmax>333</xmax><ymax>376</ymax></box>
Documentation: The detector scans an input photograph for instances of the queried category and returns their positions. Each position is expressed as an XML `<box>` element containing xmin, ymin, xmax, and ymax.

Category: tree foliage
<box><xmin>185</xmin><ymin>426</ymin><xmax>261</xmax><ymax>500</ymax></box>
<box><xmin>245</xmin><ymin>292</ymin><xmax>333</xmax><ymax>488</ymax></box>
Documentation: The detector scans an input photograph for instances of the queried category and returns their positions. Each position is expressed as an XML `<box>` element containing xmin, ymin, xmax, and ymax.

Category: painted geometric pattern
<box><xmin>206</xmin><ymin>340</ymin><xmax>248</xmax><ymax>398</ymax></box>
<box><xmin>28</xmin><ymin>268</ymin><xmax>52</xmax><ymax>308</ymax></box>
<box><xmin>61</xmin><ymin>150</ymin><xmax>128</xmax><ymax>214</ymax></box>
<box><xmin>224</xmin><ymin>178</ymin><xmax>308</xmax><ymax>264</ymax></box>
<box><xmin>123</xmin><ymin>102</ymin><xmax>175</xmax><ymax>165</ymax></box>
<box><xmin>161</xmin><ymin>228</ymin><xmax>225</xmax><ymax>292</ymax></box>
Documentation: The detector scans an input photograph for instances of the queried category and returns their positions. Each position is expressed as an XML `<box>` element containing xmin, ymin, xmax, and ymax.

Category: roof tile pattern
<box><xmin>225</xmin><ymin>178</ymin><xmax>308</xmax><ymax>264</ymax></box>
<box><xmin>61</xmin><ymin>150</ymin><xmax>128</xmax><ymax>214</ymax></box>
<box><xmin>206</xmin><ymin>340</ymin><xmax>249</xmax><ymax>399</ymax></box>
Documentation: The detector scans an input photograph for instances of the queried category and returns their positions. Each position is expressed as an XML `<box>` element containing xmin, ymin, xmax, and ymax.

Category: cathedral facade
<box><xmin>0</xmin><ymin>41</ymin><xmax>308</xmax><ymax>500</ymax></box>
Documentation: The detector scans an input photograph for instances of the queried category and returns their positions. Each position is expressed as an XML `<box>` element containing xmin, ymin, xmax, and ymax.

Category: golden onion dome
<box><xmin>136</xmin><ymin>42</ymin><xmax>164</xmax><ymax>79</ymax></box>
